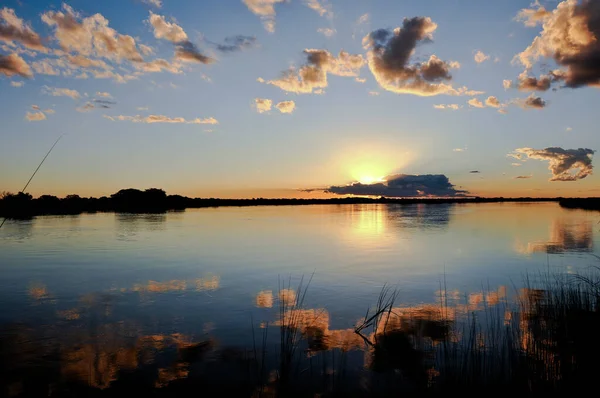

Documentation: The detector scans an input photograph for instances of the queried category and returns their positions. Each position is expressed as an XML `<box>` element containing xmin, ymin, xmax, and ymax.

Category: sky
<box><xmin>0</xmin><ymin>0</ymin><xmax>599</xmax><ymax>198</ymax></box>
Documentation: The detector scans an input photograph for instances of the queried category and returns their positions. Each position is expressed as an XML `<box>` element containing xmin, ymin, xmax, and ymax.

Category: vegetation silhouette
<box><xmin>0</xmin><ymin>188</ymin><xmax>581</xmax><ymax>220</ymax></box>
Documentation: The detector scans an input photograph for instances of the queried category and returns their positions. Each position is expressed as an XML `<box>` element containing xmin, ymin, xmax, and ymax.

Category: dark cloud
<box><xmin>510</xmin><ymin>147</ymin><xmax>595</xmax><ymax>181</ymax></box>
<box><xmin>362</xmin><ymin>17</ymin><xmax>478</xmax><ymax>96</ymax></box>
<box><xmin>216</xmin><ymin>35</ymin><xmax>257</xmax><ymax>53</ymax></box>
<box><xmin>517</xmin><ymin>94</ymin><xmax>547</xmax><ymax>109</ymax></box>
<box><xmin>469</xmin><ymin>170</ymin><xmax>480</xmax><ymax>174</ymax></box>
<box><xmin>175</xmin><ymin>41</ymin><xmax>215</xmax><ymax>64</ymax></box>
<box><xmin>516</xmin><ymin>0</ymin><xmax>600</xmax><ymax>89</ymax></box>
<box><xmin>93</xmin><ymin>99</ymin><xmax>116</xmax><ymax>105</ymax></box>
<box><xmin>0</xmin><ymin>53</ymin><xmax>32</xmax><ymax>77</ymax></box>
<box><xmin>0</xmin><ymin>8</ymin><xmax>46</xmax><ymax>51</ymax></box>
<box><xmin>514</xmin><ymin>175</ymin><xmax>532</xmax><ymax>179</ymax></box>
<box><xmin>312</xmin><ymin>174</ymin><xmax>468</xmax><ymax>197</ymax></box>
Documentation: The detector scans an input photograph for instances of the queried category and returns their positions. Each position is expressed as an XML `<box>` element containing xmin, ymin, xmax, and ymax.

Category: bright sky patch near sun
<box><xmin>0</xmin><ymin>0</ymin><xmax>598</xmax><ymax>198</ymax></box>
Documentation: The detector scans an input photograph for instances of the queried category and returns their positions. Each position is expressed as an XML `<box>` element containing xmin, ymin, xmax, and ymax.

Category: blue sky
<box><xmin>0</xmin><ymin>0</ymin><xmax>598</xmax><ymax>198</ymax></box>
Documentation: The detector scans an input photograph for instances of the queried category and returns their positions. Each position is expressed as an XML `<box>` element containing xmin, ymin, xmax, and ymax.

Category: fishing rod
<box><xmin>0</xmin><ymin>134</ymin><xmax>64</xmax><ymax>229</ymax></box>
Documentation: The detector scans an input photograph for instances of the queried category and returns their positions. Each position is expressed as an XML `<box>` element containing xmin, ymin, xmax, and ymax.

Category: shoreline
<box><xmin>2</xmin><ymin>188</ymin><xmax>599</xmax><ymax>219</ymax></box>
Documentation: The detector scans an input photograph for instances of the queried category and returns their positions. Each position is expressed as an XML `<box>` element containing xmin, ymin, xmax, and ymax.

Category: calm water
<box><xmin>0</xmin><ymin>202</ymin><xmax>598</xmax><ymax>391</ymax></box>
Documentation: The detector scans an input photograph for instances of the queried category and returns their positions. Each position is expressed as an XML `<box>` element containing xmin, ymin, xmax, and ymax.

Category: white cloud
<box><xmin>104</xmin><ymin>114</ymin><xmax>218</xmax><ymax>124</ymax></box>
<box><xmin>474</xmin><ymin>50</ymin><xmax>490</xmax><ymax>64</ymax></box>
<box><xmin>42</xmin><ymin>85</ymin><xmax>81</xmax><ymax>99</ymax></box>
<box><xmin>276</xmin><ymin>100</ymin><xmax>296</xmax><ymax>114</ymax></box>
<box><xmin>25</xmin><ymin>111</ymin><xmax>46</xmax><ymax>121</ymax></box>
<box><xmin>254</xmin><ymin>98</ymin><xmax>272</xmax><ymax>113</ymax></box>
<box><xmin>242</xmin><ymin>0</ymin><xmax>286</xmax><ymax>33</ymax></box>
<box><xmin>317</xmin><ymin>27</ymin><xmax>336</xmax><ymax>37</ymax></box>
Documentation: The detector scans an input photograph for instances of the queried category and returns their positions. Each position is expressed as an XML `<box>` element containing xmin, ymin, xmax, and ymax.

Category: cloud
<box><xmin>357</xmin><ymin>13</ymin><xmax>370</xmax><ymax>25</ymax></box>
<box><xmin>216</xmin><ymin>35</ymin><xmax>257</xmax><ymax>53</ymax></box>
<box><xmin>315</xmin><ymin>174</ymin><xmax>468</xmax><ymax>197</ymax></box>
<box><xmin>42</xmin><ymin>4</ymin><xmax>144</xmax><ymax>63</ymax></box>
<box><xmin>25</xmin><ymin>111</ymin><xmax>46</xmax><ymax>121</ymax></box>
<box><xmin>511</xmin><ymin>163</ymin><xmax>522</xmax><ymax>167</ymax></box>
<box><xmin>242</xmin><ymin>0</ymin><xmax>286</xmax><ymax>33</ymax></box>
<box><xmin>31</xmin><ymin>59</ymin><xmax>60</xmax><ymax>75</ymax></box>
<box><xmin>368</xmin><ymin>91</ymin><xmax>379</xmax><ymax>96</ymax></box>
<box><xmin>474</xmin><ymin>50</ymin><xmax>490</xmax><ymax>64</ymax></box>
<box><xmin>10</xmin><ymin>80</ymin><xmax>24</xmax><ymax>87</ymax></box>
<box><xmin>264</xmin><ymin>49</ymin><xmax>364</xmax><ymax>94</ymax></box>
<box><xmin>516</xmin><ymin>94</ymin><xmax>546</xmax><ymax>109</ymax></box>
<box><xmin>276</xmin><ymin>100</ymin><xmax>296</xmax><ymax>113</ymax></box>
<box><xmin>506</xmin><ymin>70</ymin><xmax>564</xmax><ymax>91</ymax></box>
<box><xmin>148</xmin><ymin>12</ymin><xmax>215</xmax><ymax>64</ymax></box>
<box><xmin>42</xmin><ymin>85</ymin><xmax>81</xmax><ymax>99</ymax></box>
<box><xmin>453</xmin><ymin>148</ymin><xmax>466</xmax><ymax>152</ymax></box>
<box><xmin>254</xmin><ymin>98</ymin><xmax>272</xmax><ymax>113</ymax></box>
<box><xmin>148</xmin><ymin>11</ymin><xmax>187</xmax><ymax>43</ymax></box>
<box><xmin>355</xmin><ymin>77</ymin><xmax>366</xmax><ymax>83</ymax></box>
<box><xmin>0</xmin><ymin>53</ymin><xmax>32</xmax><ymax>77</ymax></box>
<box><xmin>317</xmin><ymin>28</ymin><xmax>336</xmax><ymax>37</ymax></box>
<box><xmin>96</xmin><ymin>91</ymin><xmax>112</xmax><ymax>98</ymax></box>
<box><xmin>566</xmin><ymin>127</ymin><xmax>573</xmax><ymax>132</ymax></box>
<box><xmin>0</xmin><ymin>8</ymin><xmax>46</xmax><ymax>51</ymax></box>
<box><xmin>44</xmin><ymin>109</ymin><xmax>55</xmax><ymax>114</ymax></box>
<box><xmin>139</xmin><ymin>44</ymin><xmax>154</xmax><ymax>56</ymax></box>
<box><xmin>515</xmin><ymin>1</ymin><xmax>551</xmax><ymax>27</ymax></box>
<box><xmin>143</xmin><ymin>0</ymin><xmax>163</xmax><ymax>8</ymax></box>
<box><xmin>509</xmin><ymin>147</ymin><xmax>595</xmax><ymax>181</ymax></box>
<box><xmin>362</xmin><ymin>18</ymin><xmax>478</xmax><ymax>96</ymax></box>
<box><xmin>468</xmin><ymin>98</ymin><xmax>484</xmax><ymax>108</ymax></box>
<box><xmin>515</xmin><ymin>0</ymin><xmax>600</xmax><ymax>89</ymax></box>
<box><xmin>434</xmin><ymin>104</ymin><xmax>461</xmax><ymax>110</ymax></box>
<box><xmin>76</xmin><ymin>102</ymin><xmax>97</xmax><ymax>112</ymax></box>
<box><xmin>485</xmin><ymin>96</ymin><xmax>501</xmax><ymax>108</ymax></box>
<box><xmin>136</xmin><ymin>58</ymin><xmax>182</xmax><ymax>73</ymax></box>
<box><xmin>175</xmin><ymin>41</ymin><xmax>215</xmax><ymax>64</ymax></box>
<box><xmin>104</xmin><ymin>114</ymin><xmax>218</xmax><ymax>124</ymax></box>
<box><xmin>137</xmin><ymin>106</ymin><xmax>149</xmax><ymax>111</ymax></box>
<box><xmin>469</xmin><ymin>170</ymin><xmax>480</xmax><ymax>174</ymax></box>
<box><xmin>514</xmin><ymin>175</ymin><xmax>532</xmax><ymax>179</ymax></box>
<box><xmin>304</xmin><ymin>0</ymin><xmax>333</xmax><ymax>19</ymax></box>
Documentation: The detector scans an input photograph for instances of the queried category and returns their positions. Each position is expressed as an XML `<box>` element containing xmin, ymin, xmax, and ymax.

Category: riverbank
<box><xmin>0</xmin><ymin>188</ymin><xmax>573</xmax><ymax>219</ymax></box>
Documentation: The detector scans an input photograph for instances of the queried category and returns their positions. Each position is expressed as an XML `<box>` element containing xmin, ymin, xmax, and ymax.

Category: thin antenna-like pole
<box><xmin>0</xmin><ymin>134</ymin><xmax>63</xmax><ymax>229</ymax></box>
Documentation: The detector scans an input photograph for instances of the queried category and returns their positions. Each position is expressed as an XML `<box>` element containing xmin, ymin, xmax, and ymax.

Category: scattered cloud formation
<box><xmin>31</xmin><ymin>59</ymin><xmax>60</xmax><ymax>75</ymax></box>
<box><xmin>468</xmin><ymin>98</ymin><xmax>484</xmax><ymax>108</ymax></box>
<box><xmin>0</xmin><ymin>8</ymin><xmax>46</xmax><ymax>51</ymax></box>
<box><xmin>515</xmin><ymin>0</ymin><xmax>600</xmax><ymax>89</ymax></box>
<box><xmin>25</xmin><ymin>111</ymin><xmax>46</xmax><ymax>121</ymax></box>
<box><xmin>42</xmin><ymin>86</ymin><xmax>80</xmax><ymax>99</ymax></box>
<box><xmin>42</xmin><ymin>4</ymin><xmax>144</xmax><ymax>62</ymax></box>
<box><xmin>276</xmin><ymin>100</ymin><xmax>296</xmax><ymax>113</ymax></box>
<box><xmin>104</xmin><ymin>114</ymin><xmax>218</xmax><ymax>124</ymax></box>
<box><xmin>434</xmin><ymin>104</ymin><xmax>461</xmax><ymax>110</ymax></box>
<box><xmin>254</xmin><ymin>98</ymin><xmax>272</xmax><ymax>113</ymax></box>
<box><xmin>509</xmin><ymin>147</ymin><xmax>595</xmax><ymax>181</ymax></box>
<box><xmin>317</xmin><ymin>28</ymin><xmax>336</xmax><ymax>37</ymax></box>
<box><xmin>215</xmin><ymin>35</ymin><xmax>257</xmax><ymax>53</ymax></box>
<box><xmin>474</xmin><ymin>50</ymin><xmax>490</xmax><ymax>64</ymax></box>
<box><xmin>242</xmin><ymin>0</ymin><xmax>286</xmax><ymax>33</ymax></box>
<box><xmin>10</xmin><ymin>80</ymin><xmax>24</xmax><ymax>87</ymax></box>
<box><xmin>0</xmin><ymin>53</ymin><xmax>32</xmax><ymax>77</ymax></box>
<box><xmin>313</xmin><ymin>174</ymin><xmax>468</xmax><ymax>197</ymax></box>
<box><xmin>505</xmin><ymin>70</ymin><xmax>564</xmax><ymax>91</ymax></box>
<box><xmin>264</xmin><ymin>49</ymin><xmax>364</xmax><ymax>94</ymax></box>
<box><xmin>362</xmin><ymin>17</ymin><xmax>479</xmax><ymax>96</ymax></box>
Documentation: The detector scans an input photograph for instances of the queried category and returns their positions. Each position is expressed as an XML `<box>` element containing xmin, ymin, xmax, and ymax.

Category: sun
<box><xmin>357</xmin><ymin>175</ymin><xmax>385</xmax><ymax>185</ymax></box>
